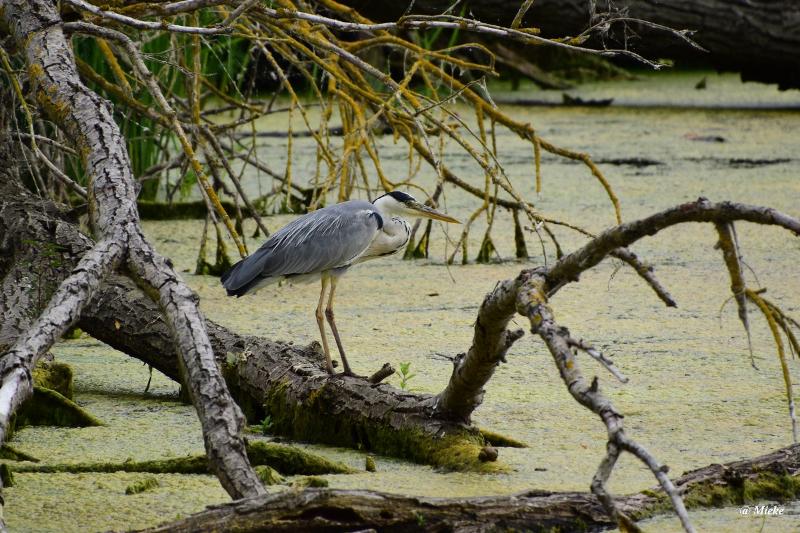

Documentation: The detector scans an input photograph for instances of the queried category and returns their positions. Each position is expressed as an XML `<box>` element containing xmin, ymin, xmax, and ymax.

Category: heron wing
<box><xmin>221</xmin><ymin>200</ymin><xmax>381</xmax><ymax>294</ymax></box>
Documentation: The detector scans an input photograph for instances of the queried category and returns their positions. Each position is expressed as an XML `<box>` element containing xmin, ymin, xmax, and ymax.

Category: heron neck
<box><xmin>372</xmin><ymin>195</ymin><xmax>397</xmax><ymax>218</ymax></box>
<box><xmin>372</xmin><ymin>195</ymin><xmax>413</xmax><ymax>236</ymax></box>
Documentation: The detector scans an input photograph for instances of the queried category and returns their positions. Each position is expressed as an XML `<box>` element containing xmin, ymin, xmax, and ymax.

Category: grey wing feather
<box><xmin>221</xmin><ymin>200</ymin><xmax>380</xmax><ymax>295</ymax></box>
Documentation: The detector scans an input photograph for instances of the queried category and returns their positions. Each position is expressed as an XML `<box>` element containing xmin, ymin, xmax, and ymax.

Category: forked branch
<box><xmin>437</xmin><ymin>199</ymin><xmax>799</xmax><ymax>530</ymax></box>
<box><xmin>516</xmin><ymin>273</ymin><xmax>695</xmax><ymax>531</ymax></box>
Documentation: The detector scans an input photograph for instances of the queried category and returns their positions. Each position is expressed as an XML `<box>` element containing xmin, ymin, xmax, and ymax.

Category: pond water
<box><xmin>5</xmin><ymin>72</ymin><xmax>800</xmax><ymax>532</ymax></box>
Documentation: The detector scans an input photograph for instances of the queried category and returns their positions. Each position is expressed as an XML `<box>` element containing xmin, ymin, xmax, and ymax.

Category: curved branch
<box><xmin>546</xmin><ymin>199</ymin><xmax>800</xmax><ymax>293</ymax></box>
<box><xmin>433</xmin><ymin>276</ymin><xmax>525</xmax><ymax>421</ymax></box>
<box><xmin>517</xmin><ymin>273</ymin><xmax>695</xmax><ymax>532</ymax></box>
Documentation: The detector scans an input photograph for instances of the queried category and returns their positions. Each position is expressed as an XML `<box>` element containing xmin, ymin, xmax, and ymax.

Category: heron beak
<box><xmin>406</xmin><ymin>201</ymin><xmax>460</xmax><ymax>223</ymax></box>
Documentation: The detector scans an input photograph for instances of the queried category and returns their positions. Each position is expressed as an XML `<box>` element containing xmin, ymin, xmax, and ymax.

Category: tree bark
<box><xmin>142</xmin><ymin>443</ymin><xmax>800</xmax><ymax>532</ymax></box>
<box><xmin>339</xmin><ymin>0</ymin><xmax>800</xmax><ymax>89</ymax></box>
<box><xmin>0</xmin><ymin>0</ymin><xmax>264</xmax><ymax>501</ymax></box>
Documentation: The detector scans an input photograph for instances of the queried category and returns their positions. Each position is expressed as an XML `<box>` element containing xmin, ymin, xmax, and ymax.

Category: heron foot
<box><xmin>329</xmin><ymin>369</ymin><xmax>360</xmax><ymax>379</ymax></box>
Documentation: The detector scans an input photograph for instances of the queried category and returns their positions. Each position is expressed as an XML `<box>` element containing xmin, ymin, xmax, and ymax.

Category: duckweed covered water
<box><xmin>5</xmin><ymin>72</ymin><xmax>800</xmax><ymax>532</ymax></box>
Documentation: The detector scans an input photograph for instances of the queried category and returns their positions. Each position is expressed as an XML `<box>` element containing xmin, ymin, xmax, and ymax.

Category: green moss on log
<box><xmin>33</xmin><ymin>361</ymin><xmax>74</xmax><ymax>399</ymax></box>
<box><xmin>290</xmin><ymin>476</ymin><xmax>329</xmax><ymax>488</ymax></box>
<box><xmin>0</xmin><ymin>445</ymin><xmax>39</xmax><ymax>462</ymax></box>
<box><xmin>0</xmin><ymin>463</ymin><xmax>14</xmax><ymax>487</ymax></box>
<box><xmin>125</xmin><ymin>476</ymin><xmax>160</xmax><ymax>495</ymax></box>
<box><xmin>246</xmin><ymin>440</ymin><xmax>354</xmax><ymax>475</ymax></box>
<box><xmin>9</xmin><ymin>441</ymin><xmax>352</xmax><ymax>476</ymax></box>
<box><xmin>10</xmin><ymin>361</ymin><xmax>99</xmax><ymax>435</ymax></box>
<box><xmin>15</xmin><ymin>387</ymin><xmax>102</xmax><ymax>429</ymax></box>
<box><xmin>742</xmin><ymin>471</ymin><xmax>800</xmax><ymax>502</ymax></box>
<box><xmin>254</xmin><ymin>465</ymin><xmax>284</xmax><ymax>485</ymax></box>
<box><xmin>11</xmin><ymin>455</ymin><xmax>209</xmax><ymax>475</ymax></box>
<box><xmin>632</xmin><ymin>472</ymin><xmax>800</xmax><ymax>520</ymax></box>
<box><xmin>262</xmin><ymin>382</ymin><xmax>502</xmax><ymax>472</ymax></box>
<box><xmin>478</xmin><ymin>428</ymin><xmax>527</xmax><ymax>448</ymax></box>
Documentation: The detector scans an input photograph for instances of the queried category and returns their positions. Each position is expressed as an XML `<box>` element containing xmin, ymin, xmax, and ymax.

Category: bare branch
<box><xmin>368</xmin><ymin>363</ymin><xmax>396</xmax><ymax>384</ymax></box>
<box><xmin>546</xmin><ymin>198</ymin><xmax>800</xmax><ymax>294</ymax></box>
<box><xmin>568</xmin><ymin>338</ymin><xmax>629</xmax><ymax>383</ymax></box>
<box><xmin>259</xmin><ymin>7</ymin><xmax>667</xmax><ymax>68</ymax></box>
<box><xmin>63</xmin><ymin>0</ymin><xmax>233</xmax><ymax>35</ymax></box>
<box><xmin>610</xmin><ymin>248</ymin><xmax>676</xmax><ymax>307</ymax></box>
<box><xmin>434</xmin><ymin>277</ymin><xmax>526</xmax><ymax>421</ymax></box>
<box><xmin>517</xmin><ymin>273</ymin><xmax>695</xmax><ymax>532</ymax></box>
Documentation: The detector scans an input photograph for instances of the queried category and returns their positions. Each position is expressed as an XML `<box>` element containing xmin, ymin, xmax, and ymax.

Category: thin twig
<box><xmin>64</xmin><ymin>0</ymin><xmax>233</xmax><ymax>35</ymax></box>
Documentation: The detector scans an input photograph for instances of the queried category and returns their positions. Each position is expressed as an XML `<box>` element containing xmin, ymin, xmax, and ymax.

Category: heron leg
<box><xmin>316</xmin><ymin>275</ymin><xmax>335</xmax><ymax>374</ymax></box>
<box><xmin>325</xmin><ymin>276</ymin><xmax>354</xmax><ymax>376</ymax></box>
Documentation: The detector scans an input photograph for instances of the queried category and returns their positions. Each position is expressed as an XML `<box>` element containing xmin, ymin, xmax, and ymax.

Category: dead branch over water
<box><xmin>143</xmin><ymin>444</ymin><xmax>800</xmax><ymax>532</ymax></box>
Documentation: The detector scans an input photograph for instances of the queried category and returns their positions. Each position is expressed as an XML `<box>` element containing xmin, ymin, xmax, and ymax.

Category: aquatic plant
<box><xmin>398</xmin><ymin>361</ymin><xmax>417</xmax><ymax>391</ymax></box>
<box><xmin>257</xmin><ymin>415</ymin><xmax>273</xmax><ymax>435</ymax></box>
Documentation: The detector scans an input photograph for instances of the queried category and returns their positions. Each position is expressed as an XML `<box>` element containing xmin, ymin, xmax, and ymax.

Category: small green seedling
<box><xmin>258</xmin><ymin>415</ymin><xmax>273</xmax><ymax>435</ymax></box>
<box><xmin>398</xmin><ymin>362</ymin><xmax>416</xmax><ymax>391</ymax></box>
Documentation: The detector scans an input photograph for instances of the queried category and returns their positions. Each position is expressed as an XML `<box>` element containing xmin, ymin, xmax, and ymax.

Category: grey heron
<box><xmin>221</xmin><ymin>191</ymin><xmax>459</xmax><ymax>376</ymax></box>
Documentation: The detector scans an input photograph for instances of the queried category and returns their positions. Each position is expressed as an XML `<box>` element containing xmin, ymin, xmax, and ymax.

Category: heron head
<box><xmin>374</xmin><ymin>191</ymin><xmax>460</xmax><ymax>224</ymax></box>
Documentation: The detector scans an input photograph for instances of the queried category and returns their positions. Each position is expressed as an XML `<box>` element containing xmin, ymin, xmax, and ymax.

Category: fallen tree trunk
<box><xmin>339</xmin><ymin>0</ymin><xmax>800</xmax><ymax>89</ymax></box>
<box><xmin>143</xmin><ymin>443</ymin><xmax>800</xmax><ymax>532</ymax></box>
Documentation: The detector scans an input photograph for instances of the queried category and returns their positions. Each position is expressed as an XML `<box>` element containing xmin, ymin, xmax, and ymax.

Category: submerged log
<box><xmin>143</xmin><ymin>443</ymin><xmax>800</xmax><ymax>532</ymax></box>
<box><xmin>10</xmin><ymin>441</ymin><xmax>354</xmax><ymax>476</ymax></box>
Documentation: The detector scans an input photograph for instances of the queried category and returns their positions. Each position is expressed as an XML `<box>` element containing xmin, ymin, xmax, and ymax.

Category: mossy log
<box><xmin>0</xmin><ymin>445</ymin><xmax>39</xmax><ymax>463</ymax></box>
<box><xmin>14</xmin><ymin>387</ymin><xmax>102</xmax><ymax>430</ymax></box>
<box><xmin>9</xmin><ymin>360</ymin><xmax>101</xmax><ymax>435</ymax></box>
<box><xmin>81</xmin><ymin>274</ymin><xmax>505</xmax><ymax>471</ymax></box>
<box><xmin>8</xmin><ymin>441</ymin><xmax>353</xmax><ymax>476</ymax></box>
<box><xmin>144</xmin><ymin>443</ymin><xmax>800</xmax><ymax>532</ymax></box>
<box><xmin>80</xmin><ymin>284</ymin><xmax>508</xmax><ymax>470</ymax></box>
<box><xmin>32</xmin><ymin>361</ymin><xmax>74</xmax><ymax>399</ymax></box>
<box><xmin>125</xmin><ymin>476</ymin><xmax>160</xmax><ymax>495</ymax></box>
<box><xmin>254</xmin><ymin>465</ymin><xmax>284</xmax><ymax>485</ymax></box>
